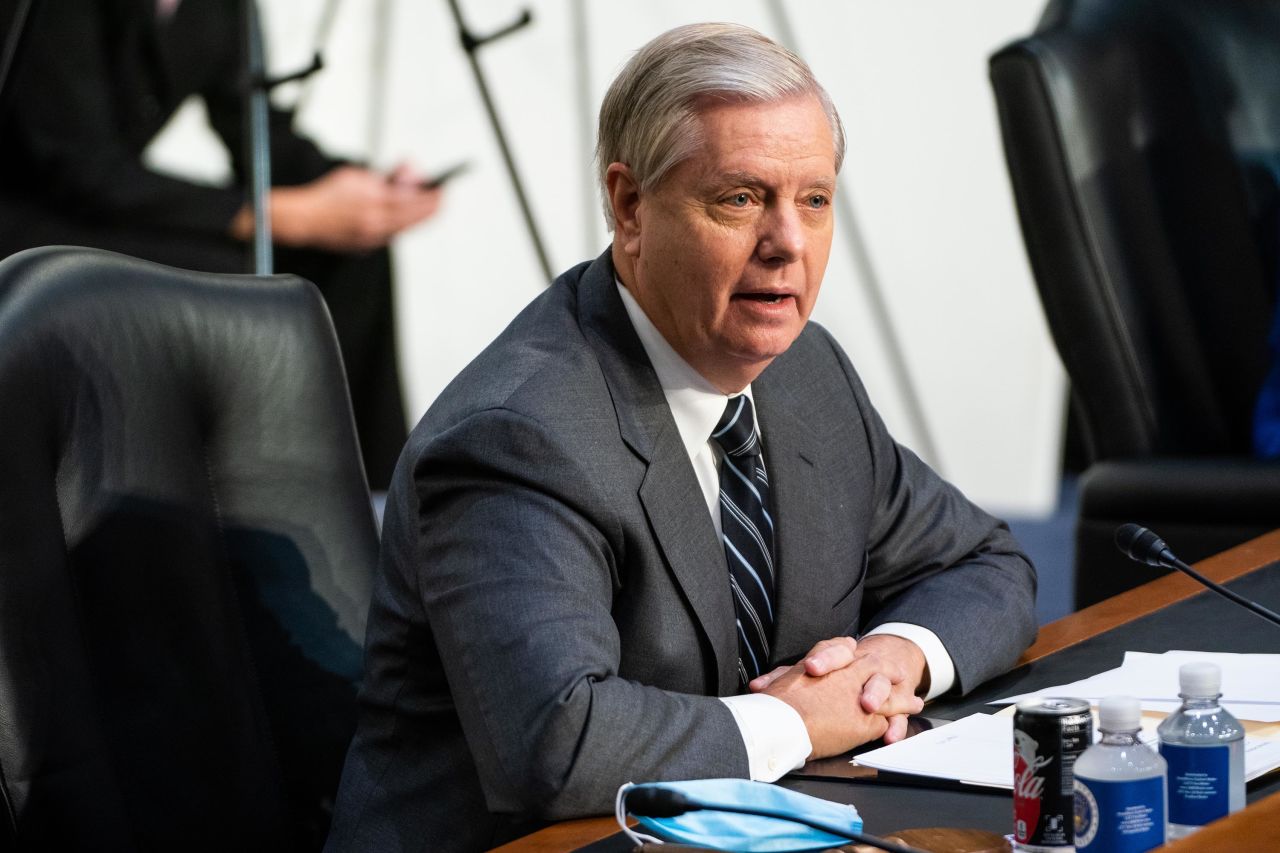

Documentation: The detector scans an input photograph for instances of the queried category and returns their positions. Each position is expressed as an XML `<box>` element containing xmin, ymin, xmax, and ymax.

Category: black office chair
<box><xmin>0</xmin><ymin>246</ymin><xmax>379</xmax><ymax>851</ymax></box>
<box><xmin>990</xmin><ymin>0</ymin><xmax>1280</xmax><ymax>607</ymax></box>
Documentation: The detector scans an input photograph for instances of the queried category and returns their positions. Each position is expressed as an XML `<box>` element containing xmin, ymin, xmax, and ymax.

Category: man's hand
<box><xmin>231</xmin><ymin>163</ymin><xmax>442</xmax><ymax>252</ymax></box>
<box><xmin>750</xmin><ymin>635</ymin><xmax>927</xmax><ymax>757</ymax></box>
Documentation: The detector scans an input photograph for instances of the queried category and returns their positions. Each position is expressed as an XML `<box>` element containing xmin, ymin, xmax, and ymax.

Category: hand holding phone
<box><xmin>418</xmin><ymin>161</ymin><xmax>471</xmax><ymax>190</ymax></box>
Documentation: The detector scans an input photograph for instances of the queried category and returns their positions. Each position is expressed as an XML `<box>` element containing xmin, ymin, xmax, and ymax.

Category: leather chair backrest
<box><xmin>990</xmin><ymin>0</ymin><xmax>1280</xmax><ymax>459</ymax></box>
<box><xmin>0</xmin><ymin>247</ymin><xmax>378</xmax><ymax>851</ymax></box>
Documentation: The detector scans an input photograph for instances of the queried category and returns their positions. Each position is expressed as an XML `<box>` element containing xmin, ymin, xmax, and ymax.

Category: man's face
<box><xmin>614</xmin><ymin>94</ymin><xmax>836</xmax><ymax>393</ymax></box>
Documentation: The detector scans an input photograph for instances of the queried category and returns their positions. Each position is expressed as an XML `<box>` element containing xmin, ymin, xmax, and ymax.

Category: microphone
<box><xmin>1114</xmin><ymin>523</ymin><xmax>1175</xmax><ymax>567</ymax></box>
<box><xmin>625</xmin><ymin>786</ymin><xmax>930</xmax><ymax>853</ymax></box>
<box><xmin>1114</xmin><ymin>524</ymin><xmax>1280</xmax><ymax>628</ymax></box>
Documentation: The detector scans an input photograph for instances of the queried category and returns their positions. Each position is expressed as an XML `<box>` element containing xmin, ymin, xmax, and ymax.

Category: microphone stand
<box><xmin>240</xmin><ymin>0</ymin><xmax>323</xmax><ymax>275</ymax></box>
<box><xmin>444</xmin><ymin>0</ymin><xmax>553</xmax><ymax>283</ymax></box>
<box><xmin>1115</xmin><ymin>524</ymin><xmax>1280</xmax><ymax>628</ymax></box>
<box><xmin>1164</xmin><ymin>554</ymin><xmax>1280</xmax><ymax>628</ymax></box>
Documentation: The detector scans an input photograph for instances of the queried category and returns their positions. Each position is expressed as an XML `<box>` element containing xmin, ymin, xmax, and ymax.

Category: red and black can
<box><xmin>1013</xmin><ymin>697</ymin><xmax>1093</xmax><ymax>851</ymax></box>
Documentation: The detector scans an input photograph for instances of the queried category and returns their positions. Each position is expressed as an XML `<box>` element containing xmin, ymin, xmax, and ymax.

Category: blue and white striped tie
<box><xmin>711</xmin><ymin>395</ymin><xmax>775</xmax><ymax>688</ymax></box>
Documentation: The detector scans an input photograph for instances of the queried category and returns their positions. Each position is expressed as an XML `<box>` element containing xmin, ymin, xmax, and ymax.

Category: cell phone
<box><xmin>419</xmin><ymin>161</ymin><xmax>471</xmax><ymax>190</ymax></box>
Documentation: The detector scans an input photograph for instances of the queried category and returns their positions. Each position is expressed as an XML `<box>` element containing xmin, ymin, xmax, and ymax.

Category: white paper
<box><xmin>993</xmin><ymin>651</ymin><xmax>1280</xmax><ymax>722</ymax></box>
<box><xmin>853</xmin><ymin>713</ymin><xmax>1280</xmax><ymax>788</ymax></box>
<box><xmin>853</xmin><ymin>713</ymin><xmax>1014</xmax><ymax>788</ymax></box>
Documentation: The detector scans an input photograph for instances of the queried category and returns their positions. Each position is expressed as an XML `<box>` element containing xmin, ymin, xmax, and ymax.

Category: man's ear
<box><xmin>605</xmin><ymin>163</ymin><xmax>642</xmax><ymax>257</ymax></box>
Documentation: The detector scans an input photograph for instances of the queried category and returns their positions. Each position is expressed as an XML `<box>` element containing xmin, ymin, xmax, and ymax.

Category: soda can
<box><xmin>1013</xmin><ymin>697</ymin><xmax>1093</xmax><ymax>851</ymax></box>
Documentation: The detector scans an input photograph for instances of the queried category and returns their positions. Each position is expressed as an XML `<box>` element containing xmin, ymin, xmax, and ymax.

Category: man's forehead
<box><xmin>681</xmin><ymin>103</ymin><xmax>836</xmax><ymax>182</ymax></box>
<box><xmin>696</xmin><ymin>167</ymin><xmax>836</xmax><ymax>190</ymax></box>
<box><xmin>693</xmin><ymin>96</ymin><xmax>832</xmax><ymax>146</ymax></box>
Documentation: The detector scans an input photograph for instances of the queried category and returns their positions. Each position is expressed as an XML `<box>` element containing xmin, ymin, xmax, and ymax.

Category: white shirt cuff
<box><xmin>719</xmin><ymin>693</ymin><xmax>812</xmax><ymax>782</ymax></box>
<box><xmin>862</xmin><ymin>622</ymin><xmax>955</xmax><ymax>701</ymax></box>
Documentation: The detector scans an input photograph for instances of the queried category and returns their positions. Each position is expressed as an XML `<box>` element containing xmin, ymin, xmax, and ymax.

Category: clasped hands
<box><xmin>751</xmin><ymin>634</ymin><xmax>927</xmax><ymax>760</ymax></box>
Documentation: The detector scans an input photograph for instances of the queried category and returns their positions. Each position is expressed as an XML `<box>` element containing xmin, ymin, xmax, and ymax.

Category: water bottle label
<box><xmin>1073</xmin><ymin>776</ymin><xmax>1165</xmax><ymax>852</ymax></box>
<box><xmin>1160</xmin><ymin>743</ymin><xmax>1229</xmax><ymax>825</ymax></box>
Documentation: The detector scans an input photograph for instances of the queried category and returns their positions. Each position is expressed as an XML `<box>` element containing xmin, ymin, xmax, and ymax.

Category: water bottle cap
<box><xmin>1098</xmin><ymin>695</ymin><xmax>1142</xmax><ymax>731</ymax></box>
<box><xmin>1179</xmin><ymin>661</ymin><xmax>1222</xmax><ymax>696</ymax></box>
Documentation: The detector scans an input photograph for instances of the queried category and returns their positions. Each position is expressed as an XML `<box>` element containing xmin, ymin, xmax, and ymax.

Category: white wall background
<box><xmin>147</xmin><ymin>0</ymin><xmax>1064</xmax><ymax>516</ymax></box>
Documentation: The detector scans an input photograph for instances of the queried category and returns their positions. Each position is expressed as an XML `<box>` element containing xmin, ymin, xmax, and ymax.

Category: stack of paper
<box><xmin>994</xmin><ymin>650</ymin><xmax>1280</xmax><ymax>721</ymax></box>
<box><xmin>854</xmin><ymin>713</ymin><xmax>1280</xmax><ymax>789</ymax></box>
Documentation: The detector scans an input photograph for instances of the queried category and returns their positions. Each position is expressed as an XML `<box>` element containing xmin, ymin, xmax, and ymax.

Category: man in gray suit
<box><xmin>326</xmin><ymin>22</ymin><xmax>1037</xmax><ymax>852</ymax></box>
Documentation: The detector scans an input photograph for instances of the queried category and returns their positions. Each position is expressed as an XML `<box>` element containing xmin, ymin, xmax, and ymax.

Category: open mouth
<box><xmin>737</xmin><ymin>292</ymin><xmax>790</xmax><ymax>304</ymax></box>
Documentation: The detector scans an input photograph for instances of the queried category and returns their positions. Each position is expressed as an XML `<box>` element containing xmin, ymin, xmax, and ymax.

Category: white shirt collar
<box><xmin>615</xmin><ymin>279</ymin><xmax>753</xmax><ymax>463</ymax></box>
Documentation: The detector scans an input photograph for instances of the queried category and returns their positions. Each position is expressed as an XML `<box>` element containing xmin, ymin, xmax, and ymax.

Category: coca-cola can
<box><xmin>1013</xmin><ymin>697</ymin><xmax>1092</xmax><ymax>851</ymax></box>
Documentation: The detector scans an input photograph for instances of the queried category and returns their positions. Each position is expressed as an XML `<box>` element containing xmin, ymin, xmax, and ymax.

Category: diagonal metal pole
<box><xmin>765</xmin><ymin>0</ymin><xmax>943</xmax><ymax>473</ymax></box>
<box><xmin>446</xmin><ymin>0</ymin><xmax>553</xmax><ymax>283</ymax></box>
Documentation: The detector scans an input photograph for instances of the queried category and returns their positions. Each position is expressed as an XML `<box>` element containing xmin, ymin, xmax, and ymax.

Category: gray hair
<box><xmin>595</xmin><ymin>22</ymin><xmax>846</xmax><ymax>229</ymax></box>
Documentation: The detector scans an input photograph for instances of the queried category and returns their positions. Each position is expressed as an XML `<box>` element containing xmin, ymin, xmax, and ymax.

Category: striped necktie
<box><xmin>710</xmin><ymin>395</ymin><xmax>776</xmax><ymax>687</ymax></box>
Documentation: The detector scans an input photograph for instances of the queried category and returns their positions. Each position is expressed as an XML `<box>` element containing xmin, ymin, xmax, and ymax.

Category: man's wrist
<box><xmin>719</xmin><ymin>693</ymin><xmax>811</xmax><ymax>782</ymax></box>
<box><xmin>228</xmin><ymin>204</ymin><xmax>254</xmax><ymax>241</ymax></box>
<box><xmin>861</xmin><ymin>623</ymin><xmax>955</xmax><ymax>700</ymax></box>
<box><xmin>266</xmin><ymin>187</ymin><xmax>313</xmax><ymax>246</ymax></box>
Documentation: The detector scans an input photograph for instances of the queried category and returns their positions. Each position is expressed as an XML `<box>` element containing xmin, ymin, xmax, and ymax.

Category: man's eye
<box><xmin>726</xmin><ymin>192</ymin><xmax>751</xmax><ymax>207</ymax></box>
<box><xmin>807</xmin><ymin>194</ymin><xmax>829</xmax><ymax>209</ymax></box>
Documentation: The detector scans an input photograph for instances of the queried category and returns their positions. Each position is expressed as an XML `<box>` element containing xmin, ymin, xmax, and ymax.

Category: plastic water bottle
<box><xmin>1073</xmin><ymin>696</ymin><xmax>1167</xmax><ymax>852</ymax></box>
<box><xmin>1156</xmin><ymin>662</ymin><xmax>1245</xmax><ymax>839</ymax></box>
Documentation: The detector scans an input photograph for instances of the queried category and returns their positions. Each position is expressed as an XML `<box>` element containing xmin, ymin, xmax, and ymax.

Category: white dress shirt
<box><xmin>615</xmin><ymin>281</ymin><xmax>956</xmax><ymax>781</ymax></box>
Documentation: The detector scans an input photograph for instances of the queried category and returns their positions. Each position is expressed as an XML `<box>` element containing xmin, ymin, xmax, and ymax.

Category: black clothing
<box><xmin>0</xmin><ymin>0</ymin><xmax>407</xmax><ymax>487</ymax></box>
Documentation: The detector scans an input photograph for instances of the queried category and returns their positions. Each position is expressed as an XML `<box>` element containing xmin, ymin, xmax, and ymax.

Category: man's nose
<box><xmin>756</xmin><ymin>203</ymin><xmax>804</xmax><ymax>263</ymax></box>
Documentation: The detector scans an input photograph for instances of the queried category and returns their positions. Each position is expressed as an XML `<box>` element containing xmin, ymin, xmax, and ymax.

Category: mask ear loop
<box><xmin>616</xmin><ymin>783</ymin><xmax>665</xmax><ymax>847</ymax></box>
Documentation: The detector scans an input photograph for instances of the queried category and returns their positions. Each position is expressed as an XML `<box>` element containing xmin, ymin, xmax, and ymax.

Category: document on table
<box><xmin>853</xmin><ymin>713</ymin><xmax>1280</xmax><ymax>789</ymax></box>
<box><xmin>994</xmin><ymin>650</ymin><xmax>1280</xmax><ymax>722</ymax></box>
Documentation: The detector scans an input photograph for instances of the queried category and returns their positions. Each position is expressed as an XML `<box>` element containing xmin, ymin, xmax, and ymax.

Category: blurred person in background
<box><xmin>0</xmin><ymin>0</ymin><xmax>440</xmax><ymax>488</ymax></box>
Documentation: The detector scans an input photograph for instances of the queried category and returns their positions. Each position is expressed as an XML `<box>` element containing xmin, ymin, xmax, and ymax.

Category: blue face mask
<box><xmin>616</xmin><ymin>778</ymin><xmax>863</xmax><ymax>852</ymax></box>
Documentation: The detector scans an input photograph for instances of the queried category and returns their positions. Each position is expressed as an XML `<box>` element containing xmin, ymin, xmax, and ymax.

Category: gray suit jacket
<box><xmin>325</xmin><ymin>252</ymin><xmax>1037</xmax><ymax>852</ymax></box>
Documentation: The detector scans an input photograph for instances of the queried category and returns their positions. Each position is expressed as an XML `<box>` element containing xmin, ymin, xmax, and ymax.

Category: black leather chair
<box><xmin>0</xmin><ymin>247</ymin><xmax>379</xmax><ymax>851</ymax></box>
<box><xmin>990</xmin><ymin>0</ymin><xmax>1280</xmax><ymax>607</ymax></box>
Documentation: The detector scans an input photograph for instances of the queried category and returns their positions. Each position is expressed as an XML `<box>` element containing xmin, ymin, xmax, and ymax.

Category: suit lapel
<box><xmin>637</xmin><ymin>436</ymin><xmax>740</xmax><ymax>696</ymax></box>
<box><xmin>754</xmin><ymin>363</ymin><xmax>836</xmax><ymax>664</ymax></box>
<box><xmin>577</xmin><ymin>254</ymin><xmax>739</xmax><ymax>694</ymax></box>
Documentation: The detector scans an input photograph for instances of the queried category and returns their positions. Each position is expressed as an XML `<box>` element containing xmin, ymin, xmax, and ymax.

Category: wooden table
<box><xmin>493</xmin><ymin>529</ymin><xmax>1280</xmax><ymax>852</ymax></box>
